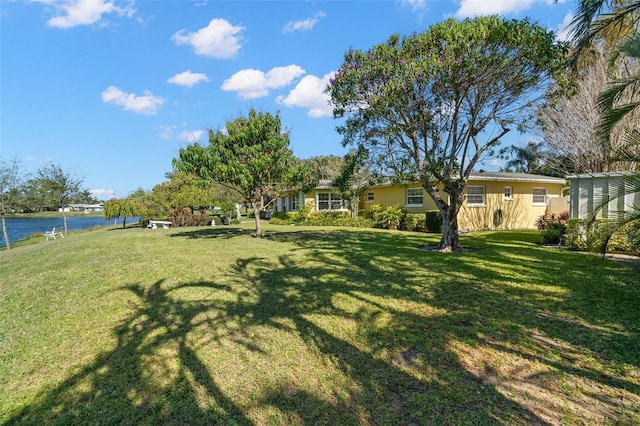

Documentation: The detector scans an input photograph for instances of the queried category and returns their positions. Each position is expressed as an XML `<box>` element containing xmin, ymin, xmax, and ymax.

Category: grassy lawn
<box><xmin>1</xmin><ymin>224</ymin><xmax>638</xmax><ymax>425</ymax></box>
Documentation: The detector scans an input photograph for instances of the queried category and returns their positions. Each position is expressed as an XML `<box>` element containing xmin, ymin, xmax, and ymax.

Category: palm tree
<box><xmin>570</xmin><ymin>0</ymin><xmax>640</xmax><ymax>254</ymax></box>
<box><xmin>571</xmin><ymin>0</ymin><xmax>640</xmax><ymax>144</ymax></box>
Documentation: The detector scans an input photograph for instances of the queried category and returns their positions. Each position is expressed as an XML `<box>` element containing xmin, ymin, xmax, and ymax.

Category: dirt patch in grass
<box><xmin>451</xmin><ymin>337</ymin><xmax>640</xmax><ymax>425</ymax></box>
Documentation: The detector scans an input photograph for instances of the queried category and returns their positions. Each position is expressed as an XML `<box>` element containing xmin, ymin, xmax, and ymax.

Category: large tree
<box><xmin>173</xmin><ymin>109</ymin><xmax>297</xmax><ymax>238</ymax></box>
<box><xmin>34</xmin><ymin>164</ymin><xmax>83</xmax><ymax>235</ymax></box>
<box><xmin>570</xmin><ymin>0</ymin><xmax>640</xmax><ymax>255</ymax></box>
<box><xmin>570</xmin><ymin>0</ymin><xmax>640</xmax><ymax>146</ymax></box>
<box><xmin>538</xmin><ymin>42</ymin><xmax>640</xmax><ymax>174</ymax></box>
<box><xmin>0</xmin><ymin>158</ymin><xmax>25</xmax><ymax>250</ymax></box>
<box><xmin>328</xmin><ymin>16</ymin><xmax>567</xmax><ymax>251</ymax></box>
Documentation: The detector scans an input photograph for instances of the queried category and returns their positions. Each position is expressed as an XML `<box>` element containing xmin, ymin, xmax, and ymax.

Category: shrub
<box><xmin>565</xmin><ymin>219</ymin><xmax>586</xmax><ymax>250</ymax></box>
<box><xmin>425</xmin><ymin>211</ymin><xmax>443</xmax><ymax>233</ymax></box>
<box><xmin>401</xmin><ymin>213</ymin><xmax>427</xmax><ymax>232</ymax></box>
<box><xmin>565</xmin><ymin>218</ymin><xmax>640</xmax><ymax>255</ymax></box>
<box><xmin>365</xmin><ymin>204</ymin><xmax>383</xmax><ymax>222</ymax></box>
<box><xmin>376</xmin><ymin>205</ymin><xmax>403</xmax><ymax>230</ymax></box>
<box><xmin>270</xmin><ymin>212</ymin><xmax>294</xmax><ymax>225</ymax></box>
<box><xmin>536</xmin><ymin>211</ymin><xmax>569</xmax><ymax>231</ymax></box>
<box><xmin>541</xmin><ymin>222</ymin><xmax>566</xmax><ymax>245</ymax></box>
<box><xmin>293</xmin><ymin>203</ymin><xmax>312</xmax><ymax>224</ymax></box>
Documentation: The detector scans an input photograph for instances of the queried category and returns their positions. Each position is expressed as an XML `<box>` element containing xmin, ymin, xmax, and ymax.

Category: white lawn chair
<box><xmin>44</xmin><ymin>227</ymin><xmax>64</xmax><ymax>240</ymax></box>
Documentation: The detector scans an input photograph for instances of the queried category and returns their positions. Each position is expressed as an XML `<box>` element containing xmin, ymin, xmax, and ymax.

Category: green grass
<box><xmin>1</xmin><ymin>224</ymin><xmax>639</xmax><ymax>425</ymax></box>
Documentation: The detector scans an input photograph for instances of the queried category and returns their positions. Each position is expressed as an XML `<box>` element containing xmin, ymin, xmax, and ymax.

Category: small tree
<box><xmin>328</xmin><ymin>16</ymin><xmax>567</xmax><ymax>251</ymax></box>
<box><xmin>103</xmin><ymin>198</ymin><xmax>147</xmax><ymax>228</ymax></box>
<box><xmin>332</xmin><ymin>147</ymin><xmax>379</xmax><ymax>218</ymax></box>
<box><xmin>0</xmin><ymin>158</ymin><xmax>25</xmax><ymax>250</ymax></box>
<box><xmin>173</xmin><ymin>109</ymin><xmax>298</xmax><ymax>238</ymax></box>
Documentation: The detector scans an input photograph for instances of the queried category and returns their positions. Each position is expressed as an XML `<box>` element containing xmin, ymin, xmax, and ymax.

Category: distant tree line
<box><xmin>0</xmin><ymin>161</ymin><xmax>95</xmax><ymax>215</ymax></box>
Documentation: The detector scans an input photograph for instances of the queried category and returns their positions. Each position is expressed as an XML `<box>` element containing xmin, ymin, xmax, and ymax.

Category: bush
<box><xmin>377</xmin><ymin>205</ymin><xmax>403</xmax><ymax>230</ymax></box>
<box><xmin>565</xmin><ymin>219</ymin><xmax>586</xmax><ymax>250</ymax></box>
<box><xmin>401</xmin><ymin>213</ymin><xmax>427</xmax><ymax>232</ymax></box>
<box><xmin>565</xmin><ymin>218</ymin><xmax>640</xmax><ymax>255</ymax></box>
<box><xmin>293</xmin><ymin>203</ymin><xmax>312</xmax><ymax>224</ymax></box>
<box><xmin>270</xmin><ymin>212</ymin><xmax>294</xmax><ymax>225</ymax></box>
<box><xmin>536</xmin><ymin>211</ymin><xmax>569</xmax><ymax>231</ymax></box>
<box><xmin>541</xmin><ymin>222</ymin><xmax>566</xmax><ymax>245</ymax></box>
<box><xmin>425</xmin><ymin>211</ymin><xmax>443</xmax><ymax>233</ymax></box>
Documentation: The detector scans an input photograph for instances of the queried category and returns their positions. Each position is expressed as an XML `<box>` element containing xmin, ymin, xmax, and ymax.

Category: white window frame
<box><xmin>316</xmin><ymin>192</ymin><xmax>345</xmax><ymax>211</ymax></box>
<box><xmin>406</xmin><ymin>188</ymin><xmax>423</xmax><ymax>207</ymax></box>
<box><xmin>504</xmin><ymin>186</ymin><xmax>512</xmax><ymax>201</ymax></box>
<box><xmin>533</xmin><ymin>187</ymin><xmax>547</xmax><ymax>206</ymax></box>
<box><xmin>366</xmin><ymin>191</ymin><xmax>375</xmax><ymax>203</ymax></box>
<box><xmin>290</xmin><ymin>194</ymin><xmax>298</xmax><ymax>211</ymax></box>
<box><xmin>467</xmin><ymin>186</ymin><xmax>485</xmax><ymax>206</ymax></box>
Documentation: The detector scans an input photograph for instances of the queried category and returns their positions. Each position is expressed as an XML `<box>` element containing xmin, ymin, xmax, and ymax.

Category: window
<box><xmin>504</xmin><ymin>186</ymin><xmax>512</xmax><ymax>201</ymax></box>
<box><xmin>406</xmin><ymin>188</ymin><xmax>423</xmax><ymax>206</ymax></box>
<box><xmin>290</xmin><ymin>195</ymin><xmax>298</xmax><ymax>211</ymax></box>
<box><xmin>533</xmin><ymin>188</ymin><xmax>547</xmax><ymax>205</ymax></box>
<box><xmin>366</xmin><ymin>191</ymin><xmax>375</xmax><ymax>202</ymax></box>
<box><xmin>467</xmin><ymin>186</ymin><xmax>485</xmax><ymax>206</ymax></box>
<box><xmin>317</xmin><ymin>192</ymin><xmax>344</xmax><ymax>211</ymax></box>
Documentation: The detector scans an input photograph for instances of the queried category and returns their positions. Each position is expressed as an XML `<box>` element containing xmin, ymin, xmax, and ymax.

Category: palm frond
<box><xmin>597</xmin><ymin>73</ymin><xmax>640</xmax><ymax>143</ymax></box>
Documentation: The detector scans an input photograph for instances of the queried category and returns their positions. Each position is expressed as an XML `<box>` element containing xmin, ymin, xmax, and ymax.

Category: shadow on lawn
<box><xmin>169</xmin><ymin>226</ymin><xmax>251</xmax><ymax>240</ymax></box>
<box><xmin>6</xmin><ymin>229</ymin><xmax>639</xmax><ymax>424</ymax></box>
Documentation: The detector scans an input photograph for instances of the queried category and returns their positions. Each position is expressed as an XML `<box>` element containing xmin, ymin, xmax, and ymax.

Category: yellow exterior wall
<box><xmin>303</xmin><ymin>192</ymin><xmax>316</xmax><ymax>211</ymax></box>
<box><xmin>361</xmin><ymin>184</ymin><xmax>439</xmax><ymax>213</ymax></box>
<box><xmin>360</xmin><ymin>180</ymin><xmax>566</xmax><ymax>230</ymax></box>
<box><xmin>458</xmin><ymin>181</ymin><xmax>563</xmax><ymax>230</ymax></box>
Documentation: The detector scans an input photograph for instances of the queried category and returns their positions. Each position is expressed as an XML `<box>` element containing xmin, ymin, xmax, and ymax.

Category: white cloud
<box><xmin>179</xmin><ymin>130</ymin><xmax>204</xmax><ymax>143</ymax></box>
<box><xmin>171</xmin><ymin>18</ymin><xmax>244</xmax><ymax>59</ymax></box>
<box><xmin>221</xmin><ymin>65</ymin><xmax>305</xmax><ymax>100</ymax></box>
<box><xmin>397</xmin><ymin>0</ymin><xmax>427</xmax><ymax>11</ymax></box>
<box><xmin>283</xmin><ymin>12</ymin><xmax>326</xmax><ymax>33</ymax></box>
<box><xmin>455</xmin><ymin>0</ymin><xmax>537</xmax><ymax>17</ymax></box>
<box><xmin>555</xmin><ymin>11</ymin><xmax>574</xmax><ymax>42</ymax></box>
<box><xmin>167</xmin><ymin>70</ymin><xmax>210</xmax><ymax>87</ymax></box>
<box><xmin>31</xmin><ymin>0</ymin><xmax>135</xmax><ymax>29</ymax></box>
<box><xmin>90</xmin><ymin>188</ymin><xmax>116</xmax><ymax>199</ymax></box>
<box><xmin>101</xmin><ymin>86</ymin><xmax>165</xmax><ymax>115</ymax></box>
<box><xmin>276</xmin><ymin>72</ymin><xmax>334</xmax><ymax>118</ymax></box>
<box><xmin>156</xmin><ymin>125</ymin><xmax>176</xmax><ymax>140</ymax></box>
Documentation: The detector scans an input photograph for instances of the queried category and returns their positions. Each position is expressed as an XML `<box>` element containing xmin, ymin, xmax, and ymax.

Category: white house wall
<box><xmin>568</xmin><ymin>173</ymin><xmax>638</xmax><ymax>219</ymax></box>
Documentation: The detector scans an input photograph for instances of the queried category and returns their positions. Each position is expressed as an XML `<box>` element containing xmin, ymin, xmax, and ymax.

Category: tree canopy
<box><xmin>103</xmin><ymin>198</ymin><xmax>147</xmax><ymax>229</ymax></box>
<box><xmin>328</xmin><ymin>16</ymin><xmax>567</xmax><ymax>251</ymax></box>
<box><xmin>0</xmin><ymin>157</ymin><xmax>25</xmax><ymax>250</ymax></box>
<box><xmin>173</xmin><ymin>108</ymin><xmax>298</xmax><ymax>238</ymax></box>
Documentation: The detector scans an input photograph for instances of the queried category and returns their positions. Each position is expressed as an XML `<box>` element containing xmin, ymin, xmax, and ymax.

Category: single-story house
<box><xmin>66</xmin><ymin>203</ymin><xmax>104</xmax><ymax>212</ymax></box>
<box><xmin>567</xmin><ymin>172</ymin><xmax>639</xmax><ymax>219</ymax></box>
<box><xmin>275</xmin><ymin>172</ymin><xmax>568</xmax><ymax>230</ymax></box>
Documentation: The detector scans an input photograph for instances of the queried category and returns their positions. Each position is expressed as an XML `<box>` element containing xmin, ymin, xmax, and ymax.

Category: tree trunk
<box><xmin>1</xmin><ymin>214</ymin><xmax>10</xmax><ymax>250</ymax></box>
<box><xmin>62</xmin><ymin>209</ymin><xmax>68</xmax><ymax>237</ymax></box>
<box><xmin>350</xmin><ymin>195</ymin><xmax>359</xmax><ymax>219</ymax></box>
<box><xmin>439</xmin><ymin>206</ymin><xmax>462</xmax><ymax>252</ymax></box>
<box><xmin>435</xmin><ymin>189</ymin><xmax>464</xmax><ymax>252</ymax></box>
<box><xmin>252</xmin><ymin>201</ymin><xmax>263</xmax><ymax>238</ymax></box>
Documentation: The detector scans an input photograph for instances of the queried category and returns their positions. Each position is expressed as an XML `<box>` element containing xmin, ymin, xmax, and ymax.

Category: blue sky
<box><xmin>1</xmin><ymin>0</ymin><xmax>575</xmax><ymax>200</ymax></box>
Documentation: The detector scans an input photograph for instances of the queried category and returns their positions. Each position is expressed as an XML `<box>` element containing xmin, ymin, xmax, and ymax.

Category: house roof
<box><xmin>468</xmin><ymin>171</ymin><xmax>566</xmax><ymax>184</ymax></box>
<box><xmin>566</xmin><ymin>171</ymin><xmax>637</xmax><ymax>180</ymax></box>
<box><xmin>293</xmin><ymin>173</ymin><xmax>566</xmax><ymax>193</ymax></box>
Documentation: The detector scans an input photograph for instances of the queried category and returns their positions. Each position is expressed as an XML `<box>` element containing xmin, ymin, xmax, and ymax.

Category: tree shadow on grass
<box><xmin>6</xmin><ymin>228</ymin><xmax>639</xmax><ymax>424</ymax></box>
<box><xmin>169</xmin><ymin>226</ymin><xmax>251</xmax><ymax>240</ymax></box>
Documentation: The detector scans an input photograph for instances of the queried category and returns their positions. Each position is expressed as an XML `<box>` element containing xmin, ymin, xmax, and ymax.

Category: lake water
<box><xmin>0</xmin><ymin>216</ymin><xmax>137</xmax><ymax>248</ymax></box>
